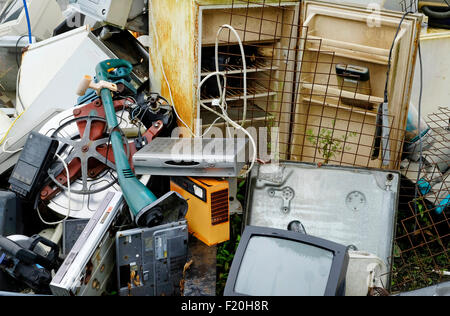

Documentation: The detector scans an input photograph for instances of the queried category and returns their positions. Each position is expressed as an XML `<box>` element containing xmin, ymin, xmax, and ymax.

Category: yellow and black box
<box><xmin>170</xmin><ymin>177</ymin><xmax>230</xmax><ymax>246</ymax></box>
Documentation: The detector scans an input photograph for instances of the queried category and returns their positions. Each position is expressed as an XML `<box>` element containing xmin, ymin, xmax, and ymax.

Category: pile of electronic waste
<box><xmin>0</xmin><ymin>0</ymin><xmax>448</xmax><ymax>297</ymax></box>
<box><xmin>0</xmin><ymin>50</ymin><xmax>241</xmax><ymax>295</ymax></box>
<box><xmin>0</xmin><ymin>43</ymin><xmax>252</xmax><ymax>294</ymax></box>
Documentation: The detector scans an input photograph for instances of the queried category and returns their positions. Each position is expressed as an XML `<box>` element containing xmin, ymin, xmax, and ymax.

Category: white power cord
<box><xmin>215</xmin><ymin>25</ymin><xmax>248</xmax><ymax>127</ymax></box>
<box><xmin>198</xmin><ymin>72</ymin><xmax>228</xmax><ymax>137</ymax></box>
<box><xmin>149</xmin><ymin>2</ymin><xmax>257</xmax><ymax>174</ymax></box>
<box><xmin>37</xmin><ymin>153</ymin><xmax>71</xmax><ymax>226</ymax></box>
<box><xmin>200</xmin><ymin>25</ymin><xmax>257</xmax><ymax>175</ymax></box>
<box><xmin>16</xmin><ymin>66</ymin><xmax>26</xmax><ymax>113</ymax></box>
<box><xmin>2</xmin><ymin>138</ymin><xmax>23</xmax><ymax>154</ymax></box>
<box><xmin>198</xmin><ymin>71</ymin><xmax>257</xmax><ymax>176</ymax></box>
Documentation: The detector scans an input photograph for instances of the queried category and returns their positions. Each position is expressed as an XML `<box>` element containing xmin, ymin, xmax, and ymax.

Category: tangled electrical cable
<box><xmin>149</xmin><ymin>1</ymin><xmax>258</xmax><ymax>175</ymax></box>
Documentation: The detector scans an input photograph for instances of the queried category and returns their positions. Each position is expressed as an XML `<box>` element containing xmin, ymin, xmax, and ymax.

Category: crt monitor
<box><xmin>224</xmin><ymin>226</ymin><xmax>350</xmax><ymax>296</ymax></box>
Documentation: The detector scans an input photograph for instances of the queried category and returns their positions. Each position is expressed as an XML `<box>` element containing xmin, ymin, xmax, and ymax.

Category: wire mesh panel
<box><xmin>200</xmin><ymin>0</ymin><xmax>419</xmax><ymax>171</ymax></box>
<box><xmin>392</xmin><ymin>107</ymin><xmax>450</xmax><ymax>293</ymax></box>
<box><xmin>199</xmin><ymin>0</ymin><xmax>303</xmax><ymax>151</ymax></box>
<box><xmin>398</xmin><ymin>0</ymin><xmax>418</xmax><ymax>12</ymax></box>
<box><xmin>198</xmin><ymin>0</ymin><xmax>447</xmax><ymax>294</ymax></box>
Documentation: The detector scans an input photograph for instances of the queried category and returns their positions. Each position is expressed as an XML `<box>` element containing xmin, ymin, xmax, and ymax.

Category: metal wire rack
<box><xmin>392</xmin><ymin>107</ymin><xmax>450</xmax><ymax>293</ymax></box>
<box><xmin>398</xmin><ymin>0</ymin><xmax>419</xmax><ymax>12</ymax></box>
<box><xmin>202</xmin><ymin>0</ymin><xmax>448</xmax><ymax>294</ymax></box>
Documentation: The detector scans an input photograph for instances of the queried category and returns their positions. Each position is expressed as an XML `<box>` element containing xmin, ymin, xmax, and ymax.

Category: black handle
<box><xmin>0</xmin><ymin>236</ymin><xmax>37</xmax><ymax>265</ymax></box>
<box><xmin>371</xmin><ymin>104</ymin><xmax>384</xmax><ymax>160</ymax></box>
<box><xmin>29</xmin><ymin>235</ymin><xmax>60</xmax><ymax>269</ymax></box>
<box><xmin>336</xmin><ymin>64</ymin><xmax>370</xmax><ymax>82</ymax></box>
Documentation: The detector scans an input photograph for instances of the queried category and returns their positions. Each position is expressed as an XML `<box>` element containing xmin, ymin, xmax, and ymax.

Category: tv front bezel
<box><xmin>224</xmin><ymin>226</ymin><xmax>350</xmax><ymax>297</ymax></box>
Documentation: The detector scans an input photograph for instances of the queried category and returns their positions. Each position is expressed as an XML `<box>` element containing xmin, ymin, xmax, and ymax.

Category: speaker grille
<box><xmin>211</xmin><ymin>189</ymin><xmax>229</xmax><ymax>226</ymax></box>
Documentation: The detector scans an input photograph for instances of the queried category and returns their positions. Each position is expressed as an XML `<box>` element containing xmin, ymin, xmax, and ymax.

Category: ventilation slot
<box><xmin>211</xmin><ymin>189</ymin><xmax>229</xmax><ymax>226</ymax></box>
<box><xmin>122</xmin><ymin>168</ymin><xmax>135</xmax><ymax>179</ymax></box>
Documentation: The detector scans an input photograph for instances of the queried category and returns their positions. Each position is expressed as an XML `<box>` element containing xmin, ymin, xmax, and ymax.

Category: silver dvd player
<box><xmin>50</xmin><ymin>191</ymin><xmax>124</xmax><ymax>296</ymax></box>
<box><xmin>133</xmin><ymin>138</ymin><xmax>249</xmax><ymax>178</ymax></box>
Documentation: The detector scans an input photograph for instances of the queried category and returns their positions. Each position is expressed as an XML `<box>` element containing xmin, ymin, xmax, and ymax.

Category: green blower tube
<box><xmin>96</xmin><ymin>59</ymin><xmax>187</xmax><ymax>227</ymax></box>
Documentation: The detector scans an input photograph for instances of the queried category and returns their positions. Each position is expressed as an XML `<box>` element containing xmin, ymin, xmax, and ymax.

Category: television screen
<box><xmin>234</xmin><ymin>236</ymin><xmax>334</xmax><ymax>296</ymax></box>
<box><xmin>0</xmin><ymin>0</ymin><xmax>24</xmax><ymax>24</ymax></box>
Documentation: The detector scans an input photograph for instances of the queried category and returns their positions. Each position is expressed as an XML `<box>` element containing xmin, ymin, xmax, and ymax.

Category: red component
<box><xmin>40</xmin><ymin>98</ymin><xmax>163</xmax><ymax>202</ymax></box>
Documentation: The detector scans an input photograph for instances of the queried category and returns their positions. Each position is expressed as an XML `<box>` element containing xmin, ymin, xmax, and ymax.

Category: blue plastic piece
<box><xmin>22</xmin><ymin>0</ymin><xmax>32</xmax><ymax>44</ymax></box>
<box><xmin>436</xmin><ymin>195</ymin><xmax>450</xmax><ymax>215</ymax></box>
<box><xmin>77</xmin><ymin>89</ymin><xmax>100</xmax><ymax>105</ymax></box>
<box><xmin>418</xmin><ymin>178</ymin><xmax>432</xmax><ymax>195</ymax></box>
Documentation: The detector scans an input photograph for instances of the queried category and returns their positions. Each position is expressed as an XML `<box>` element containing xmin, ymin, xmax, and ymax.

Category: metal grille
<box><xmin>211</xmin><ymin>189</ymin><xmax>229</xmax><ymax>226</ymax></box>
<box><xmin>199</xmin><ymin>0</ymin><xmax>449</xmax><ymax>294</ymax></box>
<box><xmin>392</xmin><ymin>107</ymin><xmax>450</xmax><ymax>293</ymax></box>
<box><xmin>200</xmin><ymin>0</ymin><xmax>411</xmax><ymax>171</ymax></box>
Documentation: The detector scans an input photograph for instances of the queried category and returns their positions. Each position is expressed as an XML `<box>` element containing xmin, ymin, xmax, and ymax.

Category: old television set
<box><xmin>224</xmin><ymin>226</ymin><xmax>350</xmax><ymax>296</ymax></box>
<box><xmin>0</xmin><ymin>0</ymin><xmax>63</xmax><ymax>40</ymax></box>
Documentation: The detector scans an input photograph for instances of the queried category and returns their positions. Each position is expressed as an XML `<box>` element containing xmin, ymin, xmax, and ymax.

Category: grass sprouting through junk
<box><xmin>392</xmin><ymin>196</ymin><xmax>450</xmax><ymax>293</ymax></box>
<box><xmin>217</xmin><ymin>214</ymin><xmax>242</xmax><ymax>296</ymax></box>
<box><xmin>306</xmin><ymin>120</ymin><xmax>358</xmax><ymax>165</ymax></box>
<box><xmin>217</xmin><ymin>180</ymin><xmax>246</xmax><ymax>296</ymax></box>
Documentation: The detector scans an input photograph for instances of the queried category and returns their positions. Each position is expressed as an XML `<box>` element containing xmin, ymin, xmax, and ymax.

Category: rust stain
<box><xmin>151</xmin><ymin>0</ymin><xmax>196</xmax><ymax>131</ymax></box>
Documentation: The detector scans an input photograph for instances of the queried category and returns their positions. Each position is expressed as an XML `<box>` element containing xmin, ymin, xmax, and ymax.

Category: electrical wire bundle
<box><xmin>149</xmin><ymin>1</ymin><xmax>257</xmax><ymax>176</ymax></box>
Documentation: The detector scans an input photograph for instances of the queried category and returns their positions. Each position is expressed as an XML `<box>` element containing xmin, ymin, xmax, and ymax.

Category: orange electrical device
<box><xmin>170</xmin><ymin>177</ymin><xmax>230</xmax><ymax>246</ymax></box>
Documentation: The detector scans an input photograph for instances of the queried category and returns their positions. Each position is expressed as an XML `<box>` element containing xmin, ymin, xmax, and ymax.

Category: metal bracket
<box><xmin>268</xmin><ymin>187</ymin><xmax>295</xmax><ymax>214</ymax></box>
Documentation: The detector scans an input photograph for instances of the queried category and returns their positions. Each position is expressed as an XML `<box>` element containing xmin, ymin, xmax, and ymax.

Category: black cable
<box><xmin>139</xmin><ymin>105</ymin><xmax>151</xmax><ymax>123</ymax></box>
<box><xmin>158</xmin><ymin>95</ymin><xmax>171</xmax><ymax>106</ymax></box>
<box><xmin>384</xmin><ymin>11</ymin><xmax>414</xmax><ymax>103</ymax></box>
<box><xmin>15</xmin><ymin>34</ymin><xmax>28</xmax><ymax>68</ymax></box>
<box><xmin>379</xmin><ymin>11</ymin><xmax>413</xmax><ymax>164</ymax></box>
<box><xmin>384</xmin><ymin>11</ymin><xmax>425</xmax><ymax>220</ymax></box>
<box><xmin>414</xmin><ymin>42</ymin><xmax>424</xmax><ymax>228</ymax></box>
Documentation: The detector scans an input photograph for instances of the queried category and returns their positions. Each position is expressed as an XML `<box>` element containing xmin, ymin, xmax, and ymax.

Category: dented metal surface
<box><xmin>245</xmin><ymin>162</ymin><xmax>401</xmax><ymax>266</ymax></box>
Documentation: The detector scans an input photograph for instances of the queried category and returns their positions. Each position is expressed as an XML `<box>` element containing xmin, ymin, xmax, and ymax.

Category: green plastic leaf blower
<box><xmin>96</xmin><ymin>59</ymin><xmax>187</xmax><ymax>227</ymax></box>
